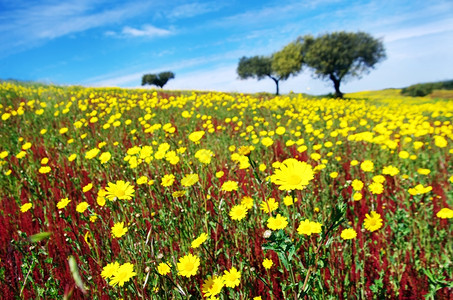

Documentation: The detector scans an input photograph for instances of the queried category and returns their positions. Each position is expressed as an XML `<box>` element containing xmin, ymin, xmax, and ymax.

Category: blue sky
<box><xmin>1</xmin><ymin>0</ymin><xmax>452</xmax><ymax>95</ymax></box>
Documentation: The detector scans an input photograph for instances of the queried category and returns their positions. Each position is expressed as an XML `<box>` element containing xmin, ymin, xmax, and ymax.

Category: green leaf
<box><xmin>68</xmin><ymin>256</ymin><xmax>87</xmax><ymax>294</ymax></box>
<box><xmin>29</xmin><ymin>232</ymin><xmax>52</xmax><ymax>243</ymax></box>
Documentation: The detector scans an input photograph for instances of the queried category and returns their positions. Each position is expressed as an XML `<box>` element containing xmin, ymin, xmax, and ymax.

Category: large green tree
<box><xmin>302</xmin><ymin>31</ymin><xmax>386</xmax><ymax>98</ymax></box>
<box><xmin>141</xmin><ymin>71</ymin><xmax>175</xmax><ymax>88</ymax></box>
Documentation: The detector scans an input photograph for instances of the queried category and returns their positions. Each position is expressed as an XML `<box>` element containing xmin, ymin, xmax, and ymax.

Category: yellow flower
<box><xmin>76</xmin><ymin>202</ymin><xmax>89</xmax><ymax>213</ymax></box>
<box><xmin>267</xmin><ymin>214</ymin><xmax>288</xmax><ymax>231</ymax></box>
<box><xmin>408</xmin><ymin>184</ymin><xmax>432</xmax><ymax>195</ymax></box>
<box><xmin>229</xmin><ymin>204</ymin><xmax>248</xmax><ymax>221</ymax></box>
<box><xmin>82</xmin><ymin>183</ymin><xmax>93</xmax><ymax>193</ymax></box>
<box><xmin>40</xmin><ymin>157</ymin><xmax>48</xmax><ymax>164</ymax></box>
<box><xmin>221</xmin><ymin>180</ymin><xmax>238</xmax><ymax>192</ymax></box>
<box><xmin>172</xmin><ymin>190</ymin><xmax>186</xmax><ymax>198</ymax></box>
<box><xmin>90</xmin><ymin>214</ymin><xmax>98</xmax><ymax>222</ymax></box>
<box><xmin>368</xmin><ymin>182</ymin><xmax>384</xmax><ymax>195</ymax></box>
<box><xmin>436</xmin><ymin>208</ymin><xmax>453</xmax><ymax>219</ymax></box>
<box><xmin>177</xmin><ymin>253</ymin><xmax>200</xmax><ymax>277</ymax></box>
<box><xmin>136</xmin><ymin>176</ymin><xmax>148</xmax><ymax>185</ymax></box>
<box><xmin>99</xmin><ymin>152</ymin><xmax>111</xmax><ymax>164</ymax></box>
<box><xmin>351</xmin><ymin>179</ymin><xmax>364</xmax><ymax>191</ymax></box>
<box><xmin>161</xmin><ymin>174</ymin><xmax>175</xmax><ymax>187</ymax></box>
<box><xmin>101</xmin><ymin>262</ymin><xmax>120</xmax><ymax>279</ymax></box>
<box><xmin>20</xmin><ymin>203</ymin><xmax>32</xmax><ymax>212</ymax></box>
<box><xmin>360</xmin><ymin>160</ymin><xmax>374</xmax><ymax>172</ymax></box>
<box><xmin>353</xmin><ymin>193</ymin><xmax>362</xmax><ymax>201</ymax></box>
<box><xmin>191</xmin><ymin>233</ymin><xmax>208</xmax><ymax>249</ymax></box>
<box><xmin>68</xmin><ymin>154</ymin><xmax>77</xmax><ymax>161</ymax></box>
<box><xmin>84</xmin><ymin>231</ymin><xmax>92</xmax><ymax>247</ymax></box>
<box><xmin>417</xmin><ymin>168</ymin><xmax>431</xmax><ymax>175</ymax></box>
<box><xmin>0</xmin><ymin>151</ymin><xmax>8</xmax><ymax>159</ymax></box>
<box><xmin>97</xmin><ymin>189</ymin><xmax>106</xmax><ymax>206</ymax></box>
<box><xmin>382</xmin><ymin>165</ymin><xmax>399</xmax><ymax>176</ymax></box>
<box><xmin>195</xmin><ymin>149</ymin><xmax>214</xmax><ymax>164</ymax></box>
<box><xmin>215</xmin><ymin>171</ymin><xmax>224</xmax><ymax>178</ymax></box>
<box><xmin>340</xmin><ymin>228</ymin><xmax>357</xmax><ymax>240</ymax></box>
<box><xmin>363</xmin><ymin>211</ymin><xmax>383</xmax><ymax>232</ymax></box>
<box><xmin>111</xmin><ymin>222</ymin><xmax>128</xmax><ymax>238</ymax></box>
<box><xmin>85</xmin><ymin>148</ymin><xmax>100</xmax><ymax>159</ymax></box>
<box><xmin>38</xmin><ymin>166</ymin><xmax>51</xmax><ymax>174</ymax></box>
<box><xmin>157</xmin><ymin>262</ymin><xmax>171</xmax><ymax>275</ymax></box>
<box><xmin>202</xmin><ymin>275</ymin><xmax>224</xmax><ymax>298</ymax></box>
<box><xmin>262</xmin><ymin>258</ymin><xmax>273</xmax><ymax>269</ymax></box>
<box><xmin>283</xmin><ymin>195</ymin><xmax>297</xmax><ymax>206</ymax></box>
<box><xmin>329</xmin><ymin>172</ymin><xmax>338</xmax><ymax>178</ymax></box>
<box><xmin>223</xmin><ymin>267</ymin><xmax>241</xmax><ymax>288</ymax></box>
<box><xmin>105</xmin><ymin>180</ymin><xmax>135</xmax><ymax>200</ymax></box>
<box><xmin>399</xmin><ymin>151</ymin><xmax>409</xmax><ymax>159</ymax></box>
<box><xmin>109</xmin><ymin>263</ymin><xmax>136</xmax><ymax>287</ymax></box>
<box><xmin>261</xmin><ymin>137</ymin><xmax>273</xmax><ymax>147</ymax></box>
<box><xmin>22</xmin><ymin>142</ymin><xmax>32</xmax><ymax>150</ymax></box>
<box><xmin>259</xmin><ymin>198</ymin><xmax>278</xmax><ymax>213</ymax></box>
<box><xmin>16</xmin><ymin>151</ymin><xmax>26</xmax><ymax>159</ymax></box>
<box><xmin>310</xmin><ymin>221</ymin><xmax>322</xmax><ymax>234</ymax></box>
<box><xmin>275</xmin><ymin>126</ymin><xmax>286</xmax><ymax>135</ymax></box>
<box><xmin>434</xmin><ymin>135</ymin><xmax>447</xmax><ymax>148</ymax></box>
<box><xmin>189</xmin><ymin>131</ymin><xmax>205</xmax><ymax>143</ymax></box>
<box><xmin>240</xmin><ymin>196</ymin><xmax>254</xmax><ymax>209</ymax></box>
<box><xmin>270</xmin><ymin>158</ymin><xmax>314</xmax><ymax>191</ymax></box>
<box><xmin>57</xmin><ymin>198</ymin><xmax>71</xmax><ymax>209</ymax></box>
<box><xmin>59</xmin><ymin>127</ymin><xmax>68</xmax><ymax>134</ymax></box>
<box><xmin>372</xmin><ymin>175</ymin><xmax>385</xmax><ymax>184</ymax></box>
<box><xmin>297</xmin><ymin>219</ymin><xmax>315</xmax><ymax>236</ymax></box>
<box><xmin>181</xmin><ymin>173</ymin><xmax>199</xmax><ymax>187</ymax></box>
<box><xmin>2</xmin><ymin>112</ymin><xmax>11</xmax><ymax>120</ymax></box>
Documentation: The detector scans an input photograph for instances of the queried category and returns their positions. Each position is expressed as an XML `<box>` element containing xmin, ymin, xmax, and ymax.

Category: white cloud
<box><xmin>121</xmin><ymin>24</ymin><xmax>173</xmax><ymax>38</ymax></box>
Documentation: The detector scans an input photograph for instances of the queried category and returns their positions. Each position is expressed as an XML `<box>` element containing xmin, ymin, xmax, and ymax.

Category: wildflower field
<box><xmin>0</xmin><ymin>82</ymin><xmax>452</xmax><ymax>299</ymax></box>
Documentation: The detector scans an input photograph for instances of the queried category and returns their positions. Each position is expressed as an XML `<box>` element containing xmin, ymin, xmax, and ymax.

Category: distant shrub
<box><xmin>401</xmin><ymin>80</ymin><xmax>453</xmax><ymax>97</ymax></box>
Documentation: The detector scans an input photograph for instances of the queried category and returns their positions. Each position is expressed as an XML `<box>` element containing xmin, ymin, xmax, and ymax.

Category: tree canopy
<box><xmin>237</xmin><ymin>51</ymin><xmax>301</xmax><ymax>95</ymax></box>
<box><xmin>141</xmin><ymin>71</ymin><xmax>175</xmax><ymax>88</ymax></box>
<box><xmin>302</xmin><ymin>31</ymin><xmax>386</xmax><ymax>98</ymax></box>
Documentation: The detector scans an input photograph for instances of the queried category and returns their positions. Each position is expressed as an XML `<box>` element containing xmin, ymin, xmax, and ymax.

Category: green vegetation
<box><xmin>401</xmin><ymin>80</ymin><xmax>453</xmax><ymax>97</ymax></box>
<box><xmin>141</xmin><ymin>71</ymin><xmax>175</xmax><ymax>88</ymax></box>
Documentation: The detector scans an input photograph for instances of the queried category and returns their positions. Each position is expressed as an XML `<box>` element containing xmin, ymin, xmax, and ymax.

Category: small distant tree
<box><xmin>237</xmin><ymin>43</ymin><xmax>305</xmax><ymax>95</ymax></box>
<box><xmin>141</xmin><ymin>71</ymin><xmax>175</xmax><ymax>88</ymax></box>
<box><xmin>302</xmin><ymin>31</ymin><xmax>386</xmax><ymax>98</ymax></box>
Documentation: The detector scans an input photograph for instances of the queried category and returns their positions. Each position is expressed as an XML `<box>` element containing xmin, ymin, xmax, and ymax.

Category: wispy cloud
<box><xmin>380</xmin><ymin>18</ymin><xmax>453</xmax><ymax>43</ymax></box>
<box><xmin>167</xmin><ymin>2</ymin><xmax>221</xmax><ymax>19</ymax></box>
<box><xmin>119</xmin><ymin>24</ymin><xmax>173</xmax><ymax>38</ymax></box>
<box><xmin>0</xmin><ymin>0</ymin><xmax>150</xmax><ymax>57</ymax></box>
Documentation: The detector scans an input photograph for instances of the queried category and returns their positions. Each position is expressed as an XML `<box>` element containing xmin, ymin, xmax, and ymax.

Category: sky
<box><xmin>0</xmin><ymin>0</ymin><xmax>452</xmax><ymax>95</ymax></box>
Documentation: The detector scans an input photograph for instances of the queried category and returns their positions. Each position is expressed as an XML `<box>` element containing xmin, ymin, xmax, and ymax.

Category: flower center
<box><xmin>288</xmin><ymin>174</ymin><xmax>302</xmax><ymax>185</ymax></box>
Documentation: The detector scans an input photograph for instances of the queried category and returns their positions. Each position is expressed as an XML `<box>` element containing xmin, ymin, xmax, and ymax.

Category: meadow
<box><xmin>0</xmin><ymin>81</ymin><xmax>452</xmax><ymax>299</ymax></box>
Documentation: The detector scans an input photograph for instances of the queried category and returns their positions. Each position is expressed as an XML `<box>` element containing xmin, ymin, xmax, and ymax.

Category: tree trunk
<box><xmin>270</xmin><ymin>77</ymin><xmax>280</xmax><ymax>95</ymax></box>
<box><xmin>329</xmin><ymin>74</ymin><xmax>343</xmax><ymax>98</ymax></box>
